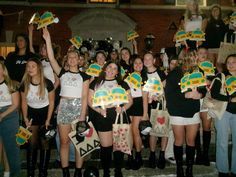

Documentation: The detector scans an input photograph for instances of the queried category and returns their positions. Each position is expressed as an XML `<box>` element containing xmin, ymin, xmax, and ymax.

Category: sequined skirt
<box><xmin>57</xmin><ymin>98</ymin><xmax>82</xmax><ymax>124</ymax></box>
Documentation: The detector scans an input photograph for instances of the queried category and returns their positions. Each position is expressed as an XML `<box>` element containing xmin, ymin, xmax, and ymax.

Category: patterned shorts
<box><xmin>57</xmin><ymin>98</ymin><xmax>81</xmax><ymax>124</ymax></box>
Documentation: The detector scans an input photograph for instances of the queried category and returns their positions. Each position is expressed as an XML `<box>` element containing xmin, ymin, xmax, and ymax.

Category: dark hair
<box><xmin>225</xmin><ymin>54</ymin><xmax>236</xmax><ymax>64</ymax></box>
<box><xmin>120</xmin><ymin>47</ymin><xmax>132</xmax><ymax>66</ymax></box>
<box><xmin>95</xmin><ymin>50</ymin><xmax>107</xmax><ymax>62</ymax></box>
<box><xmin>209</xmin><ymin>4</ymin><xmax>222</xmax><ymax>21</ymax></box>
<box><xmin>14</xmin><ymin>33</ymin><xmax>30</xmax><ymax>54</ymax></box>
<box><xmin>95</xmin><ymin>61</ymin><xmax>122</xmax><ymax>88</ymax></box>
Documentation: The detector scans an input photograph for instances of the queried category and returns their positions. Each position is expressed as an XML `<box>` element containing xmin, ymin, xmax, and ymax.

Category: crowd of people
<box><xmin>0</xmin><ymin>0</ymin><xmax>236</xmax><ymax>177</ymax></box>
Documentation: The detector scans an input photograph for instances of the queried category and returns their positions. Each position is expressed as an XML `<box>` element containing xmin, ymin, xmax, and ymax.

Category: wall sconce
<box><xmin>144</xmin><ymin>33</ymin><xmax>155</xmax><ymax>51</ymax></box>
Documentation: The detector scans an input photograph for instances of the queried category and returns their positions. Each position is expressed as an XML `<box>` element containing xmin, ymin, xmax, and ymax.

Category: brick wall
<box><xmin>0</xmin><ymin>2</ymin><xmax>233</xmax><ymax>55</ymax></box>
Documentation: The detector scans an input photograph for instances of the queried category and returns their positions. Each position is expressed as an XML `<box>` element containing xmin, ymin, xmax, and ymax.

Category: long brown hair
<box><xmin>0</xmin><ymin>61</ymin><xmax>18</xmax><ymax>93</ymax></box>
<box><xmin>21</xmin><ymin>58</ymin><xmax>46</xmax><ymax>99</ymax></box>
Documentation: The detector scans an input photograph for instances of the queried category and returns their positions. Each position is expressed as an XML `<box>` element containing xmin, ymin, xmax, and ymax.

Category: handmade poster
<box><xmin>92</xmin><ymin>88</ymin><xmax>113</xmax><ymax>108</ymax></box>
<box><xmin>198</xmin><ymin>61</ymin><xmax>215</xmax><ymax>76</ymax></box>
<box><xmin>127</xmin><ymin>30</ymin><xmax>139</xmax><ymax>41</ymax></box>
<box><xmin>225</xmin><ymin>76</ymin><xmax>236</xmax><ymax>96</ymax></box>
<box><xmin>124</xmin><ymin>72</ymin><xmax>142</xmax><ymax>89</ymax></box>
<box><xmin>110</xmin><ymin>86</ymin><xmax>129</xmax><ymax>106</ymax></box>
<box><xmin>16</xmin><ymin>126</ymin><xmax>32</xmax><ymax>146</ymax></box>
<box><xmin>143</xmin><ymin>78</ymin><xmax>164</xmax><ymax>96</ymax></box>
<box><xmin>37</xmin><ymin>11</ymin><xmax>59</xmax><ymax>29</ymax></box>
<box><xmin>86</xmin><ymin>63</ymin><xmax>101</xmax><ymax>77</ymax></box>
<box><xmin>29</xmin><ymin>12</ymin><xmax>40</xmax><ymax>24</ymax></box>
<box><xmin>69</xmin><ymin>35</ymin><xmax>83</xmax><ymax>49</ymax></box>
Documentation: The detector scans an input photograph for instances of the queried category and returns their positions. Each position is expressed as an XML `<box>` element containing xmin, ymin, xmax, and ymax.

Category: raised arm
<box><xmin>28</xmin><ymin>24</ymin><xmax>35</xmax><ymax>53</ymax></box>
<box><xmin>42</xmin><ymin>27</ymin><xmax>61</xmax><ymax>76</ymax></box>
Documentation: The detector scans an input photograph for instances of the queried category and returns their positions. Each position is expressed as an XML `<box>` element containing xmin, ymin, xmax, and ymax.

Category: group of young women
<box><xmin>0</xmin><ymin>1</ymin><xmax>236</xmax><ymax>177</ymax></box>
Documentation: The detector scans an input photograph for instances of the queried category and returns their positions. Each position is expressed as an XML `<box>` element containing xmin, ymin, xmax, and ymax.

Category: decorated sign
<box><xmin>189</xmin><ymin>29</ymin><xmax>205</xmax><ymax>42</ymax></box>
<box><xmin>16</xmin><ymin>126</ymin><xmax>32</xmax><ymax>146</ymax></box>
<box><xmin>69</xmin><ymin>35</ymin><xmax>83</xmax><ymax>49</ymax></box>
<box><xmin>180</xmin><ymin>72</ymin><xmax>207</xmax><ymax>93</ymax></box>
<box><xmin>230</xmin><ymin>11</ymin><xmax>236</xmax><ymax>27</ymax></box>
<box><xmin>86</xmin><ymin>63</ymin><xmax>102</xmax><ymax>77</ymax></box>
<box><xmin>69</xmin><ymin>121</ymin><xmax>100</xmax><ymax>158</ymax></box>
<box><xmin>110</xmin><ymin>86</ymin><xmax>129</xmax><ymax>106</ymax></box>
<box><xmin>92</xmin><ymin>88</ymin><xmax>113</xmax><ymax>108</ymax></box>
<box><xmin>124</xmin><ymin>72</ymin><xmax>142</xmax><ymax>89</ymax></box>
<box><xmin>29</xmin><ymin>12</ymin><xmax>40</xmax><ymax>24</ymax></box>
<box><xmin>121</xmin><ymin>66</ymin><xmax>126</xmax><ymax>78</ymax></box>
<box><xmin>198</xmin><ymin>61</ymin><xmax>215</xmax><ymax>76</ymax></box>
<box><xmin>37</xmin><ymin>11</ymin><xmax>59</xmax><ymax>29</ymax></box>
<box><xmin>127</xmin><ymin>30</ymin><xmax>139</xmax><ymax>41</ymax></box>
<box><xmin>175</xmin><ymin>30</ymin><xmax>188</xmax><ymax>47</ymax></box>
<box><xmin>143</xmin><ymin>78</ymin><xmax>164</xmax><ymax>96</ymax></box>
<box><xmin>225</xmin><ymin>76</ymin><xmax>236</xmax><ymax>96</ymax></box>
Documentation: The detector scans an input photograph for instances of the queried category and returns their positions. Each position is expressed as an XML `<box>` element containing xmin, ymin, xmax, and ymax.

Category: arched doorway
<box><xmin>67</xmin><ymin>8</ymin><xmax>137</xmax><ymax>50</ymax></box>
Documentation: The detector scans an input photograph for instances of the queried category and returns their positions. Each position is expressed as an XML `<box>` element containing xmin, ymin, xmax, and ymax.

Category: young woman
<box><xmin>88</xmin><ymin>61</ymin><xmax>133</xmax><ymax>177</ymax></box>
<box><xmin>125</xmin><ymin>56</ymin><xmax>148</xmax><ymax>170</ymax></box>
<box><xmin>120</xmin><ymin>47</ymin><xmax>132</xmax><ymax>73</ymax></box>
<box><xmin>211</xmin><ymin>54</ymin><xmax>236</xmax><ymax>177</ymax></box>
<box><xmin>20</xmin><ymin>58</ymin><xmax>55</xmax><ymax>177</ymax></box>
<box><xmin>0</xmin><ymin>61</ymin><xmax>20</xmax><ymax>177</ymax></box>
<box><xmin>165</xmin><ymin>53</ymin><xmax>206</xmax><ymax>177</ymax></box>
<box><xmin>194</xmin><ymin>47</ymin><xmax>214</xmax><ymax>166</ymax></box>
<box><xmin>176</xmin><ymin>0</ymin><xmax>207</xmax><ymax>51</ymax></box>
<box><xmin>43</xmin><ymin>27</ymin><xmax>90</xmax><ymax>177</ymax></box>
<box><xmin>143</xmin><ymin>52</ymin><xmax>167</xmax><ymax>169</ymax></box>
<box><xmin>205</xmin><ymin>4</ymin><xmax>227</xmax><ymax>49</ymax></box>
<box><xmin>5</xmin><ymin>33</ymin><xmax>38</xmax><ymax>83</ymax></box>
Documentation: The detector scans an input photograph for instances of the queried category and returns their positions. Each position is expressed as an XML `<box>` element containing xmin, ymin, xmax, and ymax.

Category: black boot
<box><xmin>133</xmin><ymin>151</ymin><xmax>143</xmax><ymax>170</ymax></box>
<box><xmin>62</xmin><ymin>167</ymin><xmax>70</xmax><ymax>177</ymax></box>
<box><xmin>231</xmin><ymin>173</ymin><xmax>236</xmax><ymax>177</ymax></box>
<box><xmin>100</xmin><ymin>146</ymin><xmax>112</xmax><ymax>177</ymax></box>
<box><xmin>186</xmin><ymin>145</ymin><xmax>195</xmax><ymax>177</ymax></box>
<box><xmin>27</xmin><ymin>148</ymin><xmax>38</xmax><ymax>177</ymax></box>
<box><xmin>218</xmin><ymin>172</ymin><xmax>229</xmax><ymax>177</ymax></box>
<box><xmin>202</xmin><ymin>131</ymin><xmax>211</xmax><ymax>166</ymax></box>
<box><xmin>174</xmin><ymin>145</ymin><xmax>185</xmax><ymax>177</ymax></box>
<box><xmin>113</xmin><ymin>151</ymin><xmax>124</xmax><ymax>177</ymax></box>
<box><xmin>148</xmin><ymin>151</ymin><xmax>156</xmax><ymax>168</ymax></box>
<box><xmin>38</xmin><ymin>150</ymin><xmax>50</xmax><ymax>177</ymax></box>
<box><xmin>74</xmin><ymin>168</ymin><xmax>82</xmax><ymax>177</ymax></box>
<box><xmin>157</xmin><ymin>150</ymin><xmax>166</xmax><ymax>169</ymax></box>
<box><xmin>195</xmin><ymin>131</ymin><xmax>202</xmax><ymax>165</ymax></box>
<box><xmin>125</xmin><ymin>153</ymin><xmax>134</xmax><ymax>170</ymax></box>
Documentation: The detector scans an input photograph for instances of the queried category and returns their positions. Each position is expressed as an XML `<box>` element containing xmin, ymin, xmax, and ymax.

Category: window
<box><xmin>176</xmin><ymin>0</ymin><xmax>206</xmax><ymax>6</ymax></box>
<box><xmin>0</xmin><ymin>43</ymin><xmax>15</xmax><ymax>58</ymax></box>
<box><xmin>89</xmin><ymin>0</ymin><xmax>117</xmax><ymax>3</ymax></box>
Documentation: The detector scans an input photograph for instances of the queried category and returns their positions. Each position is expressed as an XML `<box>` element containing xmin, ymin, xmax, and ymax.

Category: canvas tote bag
<box><xmin>112</xmin><ymin>112</ymin><xmax>133</xmax><ymax>155</ymax></box>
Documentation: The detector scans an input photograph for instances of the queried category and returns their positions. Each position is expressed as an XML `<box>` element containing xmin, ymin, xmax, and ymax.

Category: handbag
<box><xmin>112</xmin><ymin>111</ymin><xmax>133</xmax><ymax>155</ymax></box>
<box><xmin>149</xmin><ymin>96</ymin><xmax>170</xmax><ymax>137</ymax></box>
<box><xmin>202</xmin><ymin>73</ymin><xmax>228</xmax><ymax>120</ymax></box>
<box><xmin>217</xmin><ymin>33</ymin><xmax>236</xmax><ymax>63</ymax></box>
<box><xmin>69</xmin><ymin>121</ymin><xmax>100</xmax><ymax>158</ymax></box>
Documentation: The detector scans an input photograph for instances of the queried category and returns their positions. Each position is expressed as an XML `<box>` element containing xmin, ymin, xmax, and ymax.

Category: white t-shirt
<box><xmin>0</xmin><ymin>81</ymin><xmax>12</xmax><ymax>107</ymax></box>
<box><xmin>59</xmin><ymin>69</ymin><xmax>90</xmax><ymax>98</ymax></box>
<box><xmin>20</xmin><ymin>79</ymin><xmax>54</xmax><ymax>109</ymax></box>
<box><xmin>42</xmin><ymin>59</ymin><xmax>55</xmax><ymax>84</ymax></box>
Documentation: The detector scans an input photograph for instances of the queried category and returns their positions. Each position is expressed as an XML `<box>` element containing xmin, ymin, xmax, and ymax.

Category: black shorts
<box><xmin>28</xmin><ymin>106</ymin><xmax>48</xmax><ymax>126</ymax></box>
<box><xmin>128</xmin><ymin>97</ymin><xmax>143</xmax><ymax>116</ymax></box>
<box><xmin>90</xmin><ymin>107</ymin><xmax>130</xmax><ymax>132</ymax></box>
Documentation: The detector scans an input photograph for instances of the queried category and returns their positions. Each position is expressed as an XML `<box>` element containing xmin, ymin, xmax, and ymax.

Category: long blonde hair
<box><xmin>0</xmin><ymin>61</ymin><xmax>18</xmax><ymax>93</ymax></box>
<box><xmin>21</xmin><ymin>58</ymin><xmax>46</xmax><ymax>99</ymax></box>
<box><xmin>185</xmin><ymin>0</ymin><xmax>200</xmax><ymax>21</ymax></box>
